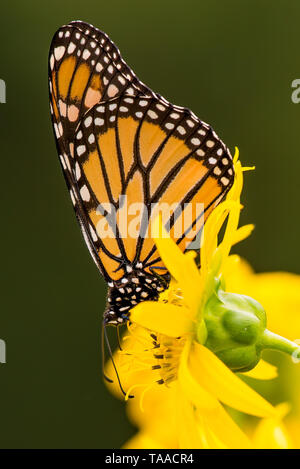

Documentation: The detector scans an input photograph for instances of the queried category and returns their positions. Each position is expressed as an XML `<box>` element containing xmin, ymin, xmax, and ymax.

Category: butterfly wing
<box><xmin>73</xmin><ymin>94</ymin><xmax>233</xmax><ymax>280</ymax></box>
<box><xmin>49</xmin><ymin>20</ymin><xmax>153</xmax><ymax>279</ymax></box>
<box><xmin>49</xmin><ymin>21</ymin><xmax>234</xmax><ymax>284</ymax></box>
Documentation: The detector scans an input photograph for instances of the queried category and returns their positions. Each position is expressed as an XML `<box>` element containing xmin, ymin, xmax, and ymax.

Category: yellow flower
<box><xmin>106</xmin><ymin>150</ymin><xmax>300</xmax><ymax>449</ymax></box>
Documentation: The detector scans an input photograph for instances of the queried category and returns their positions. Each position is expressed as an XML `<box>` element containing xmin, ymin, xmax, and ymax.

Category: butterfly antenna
<box><xmin>101</xmin><ymin>321</ymin><xmax>113</xmax><ymax>383</ymax></box>
<box><xmin>116</xmin><ymin>325</ymin><xmax>123</xmax><ymax>351</ymax></box>
<box><xmin>103</xmin><ymin>320</ymin><xmax>134</xmax><ymax>398</ymax></box>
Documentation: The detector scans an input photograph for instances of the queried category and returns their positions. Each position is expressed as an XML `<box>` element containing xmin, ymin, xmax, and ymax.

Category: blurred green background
<box><xmin>0</xmin><ymin>0</ymin><xmax>299</xmax><ymax>448</ymax></box>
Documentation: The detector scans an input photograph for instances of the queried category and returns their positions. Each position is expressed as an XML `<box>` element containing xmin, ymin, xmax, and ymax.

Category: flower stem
<box><xmin>260</xmin><ymin>329</ymin><xmax>300</xmax><ymax>360</ymax></box>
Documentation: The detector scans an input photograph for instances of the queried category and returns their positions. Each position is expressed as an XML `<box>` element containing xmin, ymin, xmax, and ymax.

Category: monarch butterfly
<box><xmin>49</xmin><ymin>20</ymin><xmax>234</xmax><ymax>329</ymax></box>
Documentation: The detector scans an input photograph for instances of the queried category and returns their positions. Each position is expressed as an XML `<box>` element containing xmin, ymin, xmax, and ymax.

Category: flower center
<box><xmin>152</xmin><ymin>333</ymin><xmax>185</xmax><ymax>385</ymax></box>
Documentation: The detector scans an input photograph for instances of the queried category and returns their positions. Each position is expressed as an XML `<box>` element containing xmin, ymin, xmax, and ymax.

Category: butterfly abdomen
<box><xmin>105</xmin><ymin>268</ymin><xmax>168</xmax><ymax>325</ymax></box>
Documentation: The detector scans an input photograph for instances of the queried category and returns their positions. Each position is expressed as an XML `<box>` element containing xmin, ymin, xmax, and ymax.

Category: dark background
<box><xmin>0</xmin><ymin>0</ymin><xmax>299</xmax><ymax>448</ymax></box>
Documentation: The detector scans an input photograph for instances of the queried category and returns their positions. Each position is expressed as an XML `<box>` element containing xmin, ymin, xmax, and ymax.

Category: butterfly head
<box><xmin>104</xmin><ymin>266</ymin><xmax>169</xmax><ymax>325</ymax></box>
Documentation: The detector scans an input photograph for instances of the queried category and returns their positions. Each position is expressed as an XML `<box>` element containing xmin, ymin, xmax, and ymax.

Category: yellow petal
<box><xmin>176</xmin><ymin>386</ymin><xmax>205</xmax><ymax>449</ymax></box>
<box><xmin>153</xmin><ymin>215</ymin><xmax>202</xmax><ymax>313</ymax></box>
<box><xmin>130</xmin><ymin>302</ymin><xmax>193</xmax><ymax>337</ymax></box>
<box><xmin>178</xmin><ymin>341</ymin><xmax>252</xmax><ymax>449</ymax></box>
<box><xmin>190</xmin><ymin>343</ymin><xmax>277</xmax><ymax>418</ymax></box>
<box><xmin>252</xmin><ymin>405</ymin><xmax>294</xmax><ymax>449</ymax></box>
<box><xmin>152</xmin><ymin>214</ymin><xmax>191</xmax><ymax>283</ymax></box>
<box><xmin>178</xmin><ymin>341</ymin><xmax>219</xmax><ymax>412</ymax></box>
<box><xmin>201</xmin><ymin>403</ymin><xmax>252</xmax><ymax>449</ymax></box>
<box><xmin>241</xmin><ymin>359</ymin><xmax>278</xmax><ymax>380</ymax></box>
<box><xmin>232</xmin><ymin>224</ymin><xmax>255</xmax><ymax>246</ymax></box>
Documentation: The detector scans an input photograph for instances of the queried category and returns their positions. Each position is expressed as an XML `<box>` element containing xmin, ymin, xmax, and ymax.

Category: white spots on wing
<box><xmin>209</xmin><ymin>157</ymin><xmax>217</xmax><ymax>164</ymax></box>
<box><xmin>89</xmin><ymin>224</ymin><xmax>98</xmax><ymax>241</ymax></box>
<box><xmin>70</xmin><ymin>189</ymin><xmax>76</xmax><ymax>206</ymax></box>
<box><xmin>118</xmin><ymin>76</ymin><xmax>126</xmax><ymax>85</ymax></box>
<box><xmin>90</xmin><ymin>41</ymin><xmax>96</xmax><ymax>48</ymax></box>
<box><xmin>222</xmin><ymin>158</ymin><xmax>229</xmax><ymax>165</ymax></box>
<box><xmin>217</xmin><ymin>148</ymin><xmax>223</xmax><ymax>156</ymax></box>
<box><xmin>156</xmin><ymin>103</ymin><xmax>165</xmax><ymax>111</ymax></box>
<box><xmin>104</xmin><ymin>56</ymin><xmax>109</xmax><ymax>64</ymax></box>
<box><xmin>107</xmin><ymin>84</ymin><xmax>119</xmax><ymax>97</ymax></box>
<box><xmin>107</xmin><ymin>65</ymin><xmax>114</xmax><ymax>74</ymax></box>
<box><xmin>88</xmin><ymin>133</ymin><xmax>95</xmax><ymax>144</ymax></box>
<box><xmin>50</xmin><ymin>54</ymin><xmax>54</xmax><ymax>70</ymax></box>
<box><xmin>124</xmin><ymin>97</ymin><xmax>134</xmax><ymax>104</ymax></box>
<box><xmin>97</xmin><ymin>105</ymin><xmax>105</xmax><ymax>113</ymax></box>
<box><xmin>75</xmin><ymin>161</ymin><xmax>81</xmax><ymax>180</ymax></box>
<box><xmin>95</xmin><ymin>47</ymin><xmax>100</xmax><ymax>55</ymax></box>
<box><xmin>54</xmin><ymin>46</ymin><xmax>65</xmax><ymax>61</ymax></box>
<box><xmin>120</xmin><ymin>106</ymin><xmax>128</xmax><ymax>112</ymax></box>
<box><xmin>196</xmin><ymin>149</ymin><xmax>205</xmax><ymax>157</ymax></box>
<box><xmin>177</xmin><ymin>126</ymin><xmax>186</xmax><ymax>135</ymax></box>
<box><xmin>170</xmin><ymin>112</ymin><xmax>180</xmax><ymax>119</ymax></box>
<box><xmin>109</xmin><ymin>115</ymin><xmax>116</xmax><ymax>122</ymax></box>
<box><xmin>77</xmin><ymin>145</ymin><xmax>86</xmax><ymax>156</ymax></box>
<box><xmin>109</xmin><ymin>103</ymin><xmax>117</xmax><ymax>111</ymax></box>
<box><xmin>59</xmin><ymin>154</ymin><xmax>66</xmax><ymax>170</ymax></box>
<box><xmin>65</xmin><ymin>31</ymin><xmax>70</xmax><ymax>38</ymax></box>
<box><xmin>103</xmin><ymin>77</ymin><xmax>109</xmax><ymax>86</ymax></box>
<box><xmin>84</xmin><ymin>116</ymin><xmax>93</xmax><ymax>127</ymax></box>
<box><xmin>67</xmin><ymin>42</ymin><xmax>76</xmax><ymax>54</ymax></box>
<box><xmin>213</xmin><ymin>167</ymin><xmax>222</xmax><ymax>176</ymax></box>
<box><xmin>80</xmin><ymin>38</ymin><xmax>86</xmax><ymax>45</ymax></box>
<box><xmin>135</xmin><ymin>111</ymin><xmax>143</xmax><ymax>118</ymax></box>
<box><xmin>147</xmin><ymin>110</ymin><xmax>158</xmax><ymax>119</ymax></box>
<box><xmin>96</xmin><ymin>63</ymin><xmax>103</xmax><ymax>73</ymax></box>
<box><xmin>198</xmin><ymin>129</ymin><xmax>206</xmax><ymax>136</ymax></box>
<box><xmin>139</xmin><ymin>100</ymin><xmax>148</xmax><ymax>107</ymax></box>
<box><xmin>165</xmin><ymin>122</ymin><xmax>175</xmax><ymax>130</ymax></box>
<box><xmin>80</xmin><ymin>185</ymin><xmax>90</xmax><ymax>201</ymax></box>
<box><xmin>191</xmin><ymin>137</ymin><xmax>201</xmax><ymax>146</ymax></box>
<box><xmin>221</xmin><ymin>177</ymin><xmax>230</xmax><ymax>186</ymax></box>
<box><xmin>95</xmin><ymin>117</ymin><xmax>105</xmax><ymax>126</ymax></box>
<box><xmin>126</xmin><ymin>87</ymin><xmax>134</xmax><ymax>95</ymax></box>
<box><xmin>82</xmin><ymin>49</ymin><xmax>91</xmax><ymax>60</ymax></box>
<box><xmin>186</xmin><ymin>119</ymin><xmax>195</xmax><ymax>127</ymax></box>
<box><xmin>206</xmin><ymin>140</ymin><xmax>215</xmax><ymax>148</ymax></box>
<box><xmin>54</xmin><ymin>122</ymin><xmax>63</xmax><ymax>139</ymax></box>
<box><xmin>76</xmin><ymin>130</ymin><xmax>83</xmax><ymax>140</ymax></box>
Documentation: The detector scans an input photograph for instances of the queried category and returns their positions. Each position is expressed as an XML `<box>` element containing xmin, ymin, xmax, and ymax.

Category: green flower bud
<box><xmin>200</xmin><ymin>280</ymin><xmax>300</xmax><ymax>372</ymax></box>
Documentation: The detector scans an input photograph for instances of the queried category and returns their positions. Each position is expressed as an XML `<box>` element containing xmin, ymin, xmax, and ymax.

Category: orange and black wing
<box><xmin>49</xmin><ymin>21</ymin><xmax>234</xmax><ymax>284</ymax></box>
<box><xmin>49</xmin><ymin>20</ymin><xmax>153</xmax><ymax>280</ymax></box>
<box><xmin>72</xmin><ymin>94</ymin><xmax>233</xmax><ymax>281</ymax></box>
